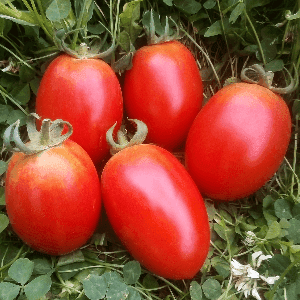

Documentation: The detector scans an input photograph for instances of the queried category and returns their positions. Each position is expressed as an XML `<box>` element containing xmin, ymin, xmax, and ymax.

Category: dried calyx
<box><xmin>4</xmin><ymin>113</ymin><xmax>73</xmax><ymax>155</ymax></box>
<box><xmin>241</xmin><ymin>64</ymin><xmax>298</xmax><ymax>94</ymax></box>
<box><xmin>106</xmin><ymin>119</ymin><xmax>148</xmax><ymax>155</ymax></box>
<box><xmin>59</xmin><ymin>30</ymin><xmax>115</xmax><ymax>60</ymax></box>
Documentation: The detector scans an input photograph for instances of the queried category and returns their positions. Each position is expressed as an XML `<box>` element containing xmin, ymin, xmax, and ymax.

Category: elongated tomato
<box><xmin>35</xmin><ymin>54</ymin><xmax>123</xmax><ymax>165</ymax></box>
<box><xmin>5</xmin><ymin>139</ymin><xmax>101</xmax><ymax>256</ymax></box>
<box><xmin>101</xmin><ymin>144</ymin><xmax>210</xmax><ymax>279</ymax></box>
<box><xmin>185</xmin><ymin>82</ymin><xmax>292</xmax><ymax>201</ymax></box>
<box><xmin>123</xmin><ymin>41</ymin><xmax>203</xmax><ymax>150</ymax></box>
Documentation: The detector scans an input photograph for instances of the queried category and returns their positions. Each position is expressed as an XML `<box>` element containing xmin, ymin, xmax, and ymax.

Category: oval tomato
<box><xmin>35</xmin><ymin>54</ymin><xmax>123</xmax><ymax>166</ymax></box>
<box><xmin>5</xmin><ymin>139</ymin><xmax>101</xmax><ymax>256</ymax></box>
<box><xmin>185</xmin><ymin>82</ymin><xmax>292</xmax><ymax>201</ymax></box>
<box><xmin>123</xmin><ymin>40</ymin><xmax>203</xmax><ymax>150</ymax></box>
<box><xmin>101</xmin><ymin>144</ymin><xmax>210</xmax><ymax>279</ymax></box>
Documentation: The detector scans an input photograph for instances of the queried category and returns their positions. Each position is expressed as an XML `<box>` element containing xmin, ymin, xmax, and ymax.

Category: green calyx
<box><xmin>106</xmin><ymin>119</ymin><xmax>148</xmax><ymax>155</ymax></box>
<box><xmin>58</xmin><ymin>29</ymin><xmax>115</xmax><ymax>60</ymax></box>
<box><xmin>4</xmin><ymin>113</ymin><xmax>73</xmax><ymax>155</ymax></box>
<box><xmin>241</xmin><ymin>64</ymin><xmax>298</xmax><ymax>94</ymax></box>
<box><xmin>145</xmin><ymin>10</ymin><xmax>180</xmax><ymax>45</ymax></box>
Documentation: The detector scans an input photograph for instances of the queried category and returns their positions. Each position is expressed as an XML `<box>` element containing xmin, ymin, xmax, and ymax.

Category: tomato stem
<box><xmin>3</xmin><ymin>114</ymin><xmax>73</xmax><ymax>155</ymax></box>
<box><xmin>106</xmin><ymin>119</ymin><xmax>148</xmax><ymax>155</ymax></box>
<box><xmin>241</xmin><ymin>64</ymin><xmax>298</xmax><ymax>94</ymax></box>
<box><xmin>60</xmin><ymin>29</ymin><xmax>116</xmax><ymax>60</ymax></box>
<box><xmin>117</xmin><ymin>126</ymin><xmax>129</xmax><ymax>146</ymax></box>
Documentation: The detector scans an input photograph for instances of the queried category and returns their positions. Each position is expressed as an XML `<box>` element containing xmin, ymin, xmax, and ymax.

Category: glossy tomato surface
<box><xmin>123</xmin><ymin>41</ymin><xmax>203</xmax><ymax>150</ymax></box>
<box><xmin>5</xmin><ymin>139</ymin><xmax>101</xmax><ymax>255</ymax></box>
<box><xmin>101</xmin><ymin>144</ymin><xmax>210</xmax><ymax>279</ymax></box>
<box><xmin>185</xmin><ymin>82</ymin><xmax>292</xmax><ymax>201</ymax></box>
<box><xmin>35</xmin><ymin>54</ymin><xmax>123</xmax><ymax>166</ymax></box>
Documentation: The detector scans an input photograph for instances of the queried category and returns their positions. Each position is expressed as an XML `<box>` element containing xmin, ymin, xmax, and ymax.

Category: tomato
<box><xmin>123</xmin><ymin>40</ymin><xmax>203</xmax><ymax>150</ymax></box>
<box><xmin>185</xmin><ymin>82</ymin><xmax>292</xmax><ymax>201</ymax></box>
<box><xmin>101</xmin><ymin>144</ymin><xmax>210</xmax><ymax>279</ymax></box>
<box><xmin>35</xmin><ymin>54</ymin><xmax>123</xmax><ymax>166</ymax></box>
<box><xmin>5</xmin><ymin>139</ymin><xmax>101</xmax><ymax>256</ymax></box>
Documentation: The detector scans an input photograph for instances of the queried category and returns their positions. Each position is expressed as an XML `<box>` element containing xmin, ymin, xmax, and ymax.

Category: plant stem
<box><xmin>244</xmin><ymin>9</ymin><xmax>267</xmax><ymax>66</ymax></box>
<box><xmin>71</xmin><ymin>0</ymin><xmax>93</xmax><ymax>50</ymax></box>
<box><xmin>0</xmin><ymin>3</ymin><xmax>38</xmax><ymax>25</ymax></box>
<box><xmin>55</xmin><ymin>270</ymin><xmax>65</xmax><ymax>285</ymax></box>
<box><xmin>290</xmin><ymin>116</ymin><xmax>299</xmax><ymax>199</ymax></box>
<box><xmin>216</xmin><ymin>0</ymin><xmax>234</xmax><ymax>77</ymax></box>
<box><xmin>84</xmin><ymin>257</ymin><xmax>124</xmax><ymax>269</ymax></box>
<box><xmin>180</xmin><ymin>27</ymin><xmax>222</xmax><ymax>88</ymax></box>
<box><xmin>0</xmin><ymin>43</ymin><xmax>37</xmax><ymax>73</ymax></box>
<box><xmin>290</xmin><ymin>1</ymin><xmax>300</xmax><ymax>73</ymax></box>
<box><xmin>280</xmin><ymin>20</ymin><xmax>290</xmax><ymax>57</ymax></box>
<box><xmin>0</xmin><ymin>244</ymin><xmax>26</xmax><ymax>272</ymax></box>
<box><xmin>110</xmin><ymin>0</ymin><xmax>113</xmax><ymax>36</ymax></box>
<box><xmin>0</xmin><ymin>35</ymin><xmax>24</xmax><ymax>58</ymax></box>
<box><xmin>93</xmin><ymin>2</ymin><xmax>108</xmax><ymax>26</ymax></box>
<box><xmin>266</xmin><ymin>256</ymin><xmax>300</xmax><ymax>299</ymax></box>
<box><xmin>155</xmin><ymin>275</ymin><xmax>184</xmax><ymax>295</ymax></box>
<box><xmin>114</xmin><ymin>0</ymin><xmax>121</xmax><ymax>42</ymax></box>
<box><xmin>20</xmin><ymin>0</ymin><xmax>34</xmax><ymax>14</ymax></box>
<box><xmin>29</xmin><ymin>0</ymin><xmax>53</xmax><ymax>40</ymax></box>
<box><xmin>32</xmin><ymin>46</ymin><xmax>59</xmax><ymax>56</ymax></box>
<box><xmin>35</xmin><ymin>0</ymin><xmax>47</xmax><ymax>21</ymax></box>
<box><xmin>0</xmin><ymin>85</ymin><xmax>29</xmax><ymax>115</ymax></box>
<box><xmin>0</xmin><ymin>2</ymin><xmax>53</xmax><ymax>41</ymax></box>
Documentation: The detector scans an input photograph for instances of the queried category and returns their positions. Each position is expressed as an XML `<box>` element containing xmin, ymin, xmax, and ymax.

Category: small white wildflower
<box><xmin>244</xmin><ymin>231</ymin><xmax>257</xmax><ymax>246</ymax></box>
<box><xmin>256</xmin><ymin>254</ymin><xmax>272</xmax><ymax>268</ymax></box>
<box><xmin>247</xmin><ymin>268</ymin><xmax>260</xmax><ymax>279</ymax></box>
<box><xmin>231</xmin><ymin>259</ymin><xmax>250</xmax><ymax>276</ymax></box>
<box><xmin>231</xmin><ymin>251</ymin><xmax>280</xmax><ymax>300</ymax></box>
<box><xmin>252</xmin><ymin>287</ymin><xmax>261</xmax><ymax>300</ymax></box>
<box><xmin>251</xmin><ymin>251</ymin><xmax>263</xmax><ymax>262</ymax></box>
<box><xmin>260</xmin><ymin>275</ymin><xmax>280</xmax><ymax>284</ymax></box>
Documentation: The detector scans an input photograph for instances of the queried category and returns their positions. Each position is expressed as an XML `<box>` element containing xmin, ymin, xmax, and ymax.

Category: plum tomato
<box><xmin>35</xmin><ymin>54</ymin><xmax>123</xmax><ymax>166</ymax></box>
<box><xmin>123</xmin><ymin>40</ymin><xmax>203</xmax><ymax>150</ymax></box>
<box><xmin>5</xmin><ymin>118</ymin><xmax>102</xmax><ymax>256</ymax></box>
<box><xmin>185</xmin><ymin>82</ymin><xmax>292</xmax><ymax>201</ymax></box>
<box><xmin>101</xmin><ymin>143</ymin><xmax>210</xmax><ymax>279</ymax></box>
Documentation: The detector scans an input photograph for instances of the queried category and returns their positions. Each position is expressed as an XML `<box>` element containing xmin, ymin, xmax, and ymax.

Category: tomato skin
<box><xmin>185</xmin><ymin>82</ymin><xmax>292</xmax><ymax>201</ymax></box>
<box><xmin>35</xmin><ymin>54</ymin><xmax>123</xmax><ymax>166</ymax></box>
<box><xmin>101</xmin><ymin>144</ymin><xmax>210</xmax><ymax>279</ymax></box>
<box><xmin>123</xmin><ymin>41</ymin><xmax>203</xmax><ymax>150</ymax></box>
<box><xmin>5</xmin><ymin>139</ymin><xmax>101</xmax><ymax>256</ymax></box>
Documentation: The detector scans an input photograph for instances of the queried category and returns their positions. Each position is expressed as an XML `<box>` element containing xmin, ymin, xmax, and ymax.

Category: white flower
<box><xmin>260</xmin><ymin>275</ymin><xmax>280</xmax><ymax>285</ymax></box>
<box><xmin>231</xmin><ymin>251</ymin><xmax>279</xmax><ymax>300</ymax></box>
<box><xmin>244</xmin><ymin>231</ymin><xmax>257</xmax><ymax>246</ymax></box>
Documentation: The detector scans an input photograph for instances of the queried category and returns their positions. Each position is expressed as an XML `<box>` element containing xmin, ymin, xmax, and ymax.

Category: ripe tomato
<box><xmin>101</xmin><ymin>144</ymin><xmax>210</xmax><ymax>279</ymax></box>
<box><xmin>185</xmin><ymin>82</ymin><xmax>292</xmax><ymax>201</ymax></box>
<box><xmin>5</xmin><ymin>139</ymin><xmax>101</xmax><ymax>256</ymax></box>
<box><xmin>35</xmin><ymin>54</ymin><xmax>123</xmax><ymax>166</ymax></box>
<box><xmin>123</xmin><ymin>40</ymin><xmax>203</xmax><ymax>150</ymax></box>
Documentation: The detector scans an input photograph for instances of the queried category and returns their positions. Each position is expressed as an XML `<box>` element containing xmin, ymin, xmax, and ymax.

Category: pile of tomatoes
<box><xmin>4</xmin><ymin>37</ymin><xmax>292</xmax><ymax>280</ymax></box>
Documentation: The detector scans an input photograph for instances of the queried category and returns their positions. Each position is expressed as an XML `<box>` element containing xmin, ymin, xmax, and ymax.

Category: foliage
<box><xmin>0</xmin><ymin>0</ymin><xmax>300</xmax><ymax>299</ymax></box>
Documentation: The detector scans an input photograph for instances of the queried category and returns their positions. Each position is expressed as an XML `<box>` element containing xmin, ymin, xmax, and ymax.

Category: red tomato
<box><xmin>5</xmin><ymin>139</ymin><xmax>101</xmax><ymax>256</ymax></box>
<box><xmin>35</xmin><ymin>54</ymin><xmax>123</xmax><ymax>166</ymax></box>
<box><xmin>101</xmin><ymin>144</ymin><xmax>210</xmax><ymax>279</ymax></box>
<box><xmin>123</xmin><ymin>40</ymin><xmax>203</xmax><ymax>150</ymax></box>
<box><xmin>185</xmin><ymin>82</ymin><xmax>292</xmax><ymax>201</ymax></box>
